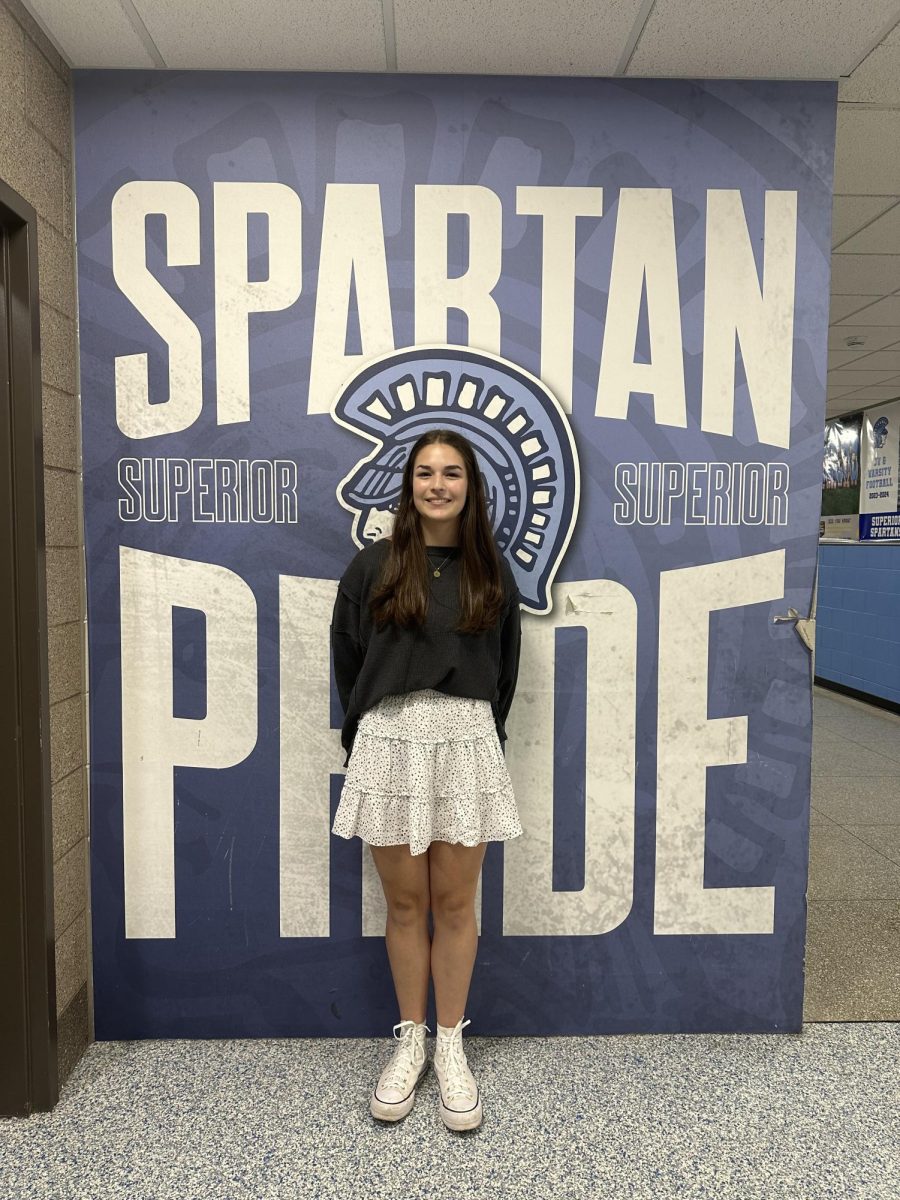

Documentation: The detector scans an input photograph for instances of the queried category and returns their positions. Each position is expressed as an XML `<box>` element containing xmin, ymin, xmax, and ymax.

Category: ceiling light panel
<box><xmin>625</xmin><ymin>0</ymin><xmax>900</xmax><ymax>77</ymax></box>
<box><xmin>132</xmin><ymin>0</ymin><xmax>387</xmax><ymax>71</ymax></box>
<box><xmin>393</xmin><ymin>0</ymin><xmax>645</xmax><ymax>75</ymax></box>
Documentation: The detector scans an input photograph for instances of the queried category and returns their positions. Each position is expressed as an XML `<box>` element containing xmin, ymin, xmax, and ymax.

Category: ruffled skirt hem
<box><xmin>331</xmin><ymin>783</ymin><xmax>523</xmax><ymax>857</ymax></box>
<box><xmin>331</xmin><ymin>690</ymin><xmax>522</xmax><ymax>856</ymax></box>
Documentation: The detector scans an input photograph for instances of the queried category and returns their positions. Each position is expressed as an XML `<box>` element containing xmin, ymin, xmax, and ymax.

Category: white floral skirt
<box><xmin>331</xmin><ymin>688</ymin><xmax>523</xmax><ymax>857</ymax></box>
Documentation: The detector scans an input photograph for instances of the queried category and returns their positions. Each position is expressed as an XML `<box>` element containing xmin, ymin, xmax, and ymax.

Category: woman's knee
<box><xmin>369</xmin><ymin>844</ymin><xmax>430</xmax><ymax>923</ymax></box>
<box><xmin>430</xmin><ymin>891</ymin><xmax>476</xmax><ymax>929</ymax></box>
<box><xmin>385</xmin><ymin>891</ymin><xmax>430</xmax><ymax>926</ymax></box>
<box><xmin>429</xmin><ymin>841</ymin><xmax>484</xmax><ymax>927</ymax></box>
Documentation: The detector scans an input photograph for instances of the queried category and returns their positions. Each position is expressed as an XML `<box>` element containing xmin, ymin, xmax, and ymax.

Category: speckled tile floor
<box><xmin>4</xmin><ymin>687</ymin><xmax>898</xmax><ymax>1199</ymax></box>
<box><xmin>805</xmin><ymin>686</ymin><xmax>900</xmax><ymax>1021</ymax></box>
<box><xmin>2</xmin><ymin>1024</ymin><xmax>899</xmax><ymax>1199</ymax></box>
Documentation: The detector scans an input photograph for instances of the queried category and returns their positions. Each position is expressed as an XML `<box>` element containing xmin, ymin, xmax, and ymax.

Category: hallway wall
<box><xmin>0</xmin><ymin>0</ymin><xmax>89</xmax><ymax>1083</ymax></box>
<box><xmin>816</xmin><ymin>542</ymin><xmax>900</xmax><ymax>707</ymax></box>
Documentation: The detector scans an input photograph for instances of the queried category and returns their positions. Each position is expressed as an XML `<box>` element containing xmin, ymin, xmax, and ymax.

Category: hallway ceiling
<box><xmin>22</xmin><ymin>0</ymin><xmax>900</xmax><ymax>420</ymax></box>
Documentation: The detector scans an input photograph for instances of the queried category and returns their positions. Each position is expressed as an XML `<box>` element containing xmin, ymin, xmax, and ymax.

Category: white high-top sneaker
<box><xmin>370</xmin><ymin>1019</ymin><xmax>430</xmax><ymax>1121</ymax></box>
<box><xmin>433</xmin><ymin>1016</ymin><xmax>482</xmax><ymax>1131</ymax></box>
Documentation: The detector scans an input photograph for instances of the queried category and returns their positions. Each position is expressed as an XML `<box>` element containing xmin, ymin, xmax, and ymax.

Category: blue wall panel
<box><xmin>817</xmin><ymin>544</ymin><xmax>900</xmax><ymax>704</ymax></box>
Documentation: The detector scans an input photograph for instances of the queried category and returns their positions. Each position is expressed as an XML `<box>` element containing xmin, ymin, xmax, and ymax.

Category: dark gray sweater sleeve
<box><xmin>331</xmin><ymin>582</ymin><xmax>364</xmax><ymax>715</ymax></box>
<box><xmin>496</xmin><ymin>587</ymin><xmax>522</xmax><ymax>724</ymax></box>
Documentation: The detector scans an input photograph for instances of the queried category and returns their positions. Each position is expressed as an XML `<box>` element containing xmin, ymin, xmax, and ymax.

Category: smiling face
<box><xmin>410</xmin><ymin>442</ymin><xmax>468</xmax><ymax>544</ymax></box>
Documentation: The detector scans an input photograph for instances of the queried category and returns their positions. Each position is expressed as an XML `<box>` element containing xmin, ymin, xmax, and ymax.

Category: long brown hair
<box><xmin>369</xmin><ymin>429</ymin><xmax>507</xmax><ymax>634</ymax></box>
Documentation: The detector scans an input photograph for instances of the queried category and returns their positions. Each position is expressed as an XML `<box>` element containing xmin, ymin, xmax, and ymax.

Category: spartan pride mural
<box><xmin>74</xmin><ymin>72</ymin><xmax>836</xmax><ymax>1038</ymax></box>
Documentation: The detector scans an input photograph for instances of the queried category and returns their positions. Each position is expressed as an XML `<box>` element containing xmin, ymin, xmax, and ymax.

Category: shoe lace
<box><xmin>436</xmin><ymin>1018</ymin><xmax>474</xmax><ymax>1102</ymax></box>
<box><xmin>382</xmin><ymin>1020</ymin><xmax>429</xmax><ymax>1091</ymax></box>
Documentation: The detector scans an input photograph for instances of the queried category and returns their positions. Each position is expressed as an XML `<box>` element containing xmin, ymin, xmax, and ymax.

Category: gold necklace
<box><xmin>428</xmin><ymin>550</ymin><xmax>455</xmax><ymax>578</ymax></box>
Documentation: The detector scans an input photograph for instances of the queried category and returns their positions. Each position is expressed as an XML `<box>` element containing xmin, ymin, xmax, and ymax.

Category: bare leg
<box><xmin>369</xmin><ymin>844</ymin><xmax>431</xmax><ymax>1024</ymax></box>
<box><xmin>428</xmin><ymin>841</ymin><xmax>487</xmax><ymax>1027</ymax></box>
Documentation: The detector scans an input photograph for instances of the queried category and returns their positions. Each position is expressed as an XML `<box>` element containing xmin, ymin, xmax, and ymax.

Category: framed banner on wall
<box><xmin>74</xmin><ymin>72</ymin><xmax>836</xmax><ymax>1038</ymax></box>
<box><xmin>821</xmin><ymin>414</ymin><xmax>861</xmax><ymax>538</ymax></box>
<box><xmin>860</xmin><ymin>399</ymin><xmax>900</xmax><ymax>540</ymax></box>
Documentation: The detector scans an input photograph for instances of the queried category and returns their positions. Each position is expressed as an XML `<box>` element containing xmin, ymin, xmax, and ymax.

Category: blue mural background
<box><xmin>74</xmin><ymin>72</ymin><xmax>836</xmax><ymax>1038</ymax></box>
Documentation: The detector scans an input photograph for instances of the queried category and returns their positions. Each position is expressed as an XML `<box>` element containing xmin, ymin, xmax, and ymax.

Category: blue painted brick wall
<box><xmin>817</xmin><ymin>543</ymin><xmax>900</xmax><ymax>704</ymax></box>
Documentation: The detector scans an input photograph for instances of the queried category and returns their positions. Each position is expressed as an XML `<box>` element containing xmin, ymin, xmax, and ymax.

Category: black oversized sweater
<box><xmin>330</xmin><ymin>537</ymin><xmax>522</xmax><ymax>768</ymax></box>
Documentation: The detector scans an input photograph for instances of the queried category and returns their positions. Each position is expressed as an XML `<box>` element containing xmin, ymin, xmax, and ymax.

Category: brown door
<box><xmin>0</xmin><ymin>182</ymin><xmax>58</xmax><ymax>1115</ymax></box>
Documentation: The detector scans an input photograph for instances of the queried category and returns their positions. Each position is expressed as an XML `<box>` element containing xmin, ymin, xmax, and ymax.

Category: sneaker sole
<box><xmin>439</xmin><ymin>1095</ymin><xmax>483</xmax><ymax>1131</ymax></box>
<box><xmin>370</xmin><ymin>1060</ymin><xmax>429</xmax><ymax>1122</ymax></box>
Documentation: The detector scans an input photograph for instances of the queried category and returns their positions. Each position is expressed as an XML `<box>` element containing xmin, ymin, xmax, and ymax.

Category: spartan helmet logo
<box><xmin>331</xmin><ymin>346</ymin><xmax>580</xmax><ymax>615</ymax></box>
<box><xmin>873</xmin><ymin>416</ymin><xmax>889</xmax><ymax>449</ymax></box>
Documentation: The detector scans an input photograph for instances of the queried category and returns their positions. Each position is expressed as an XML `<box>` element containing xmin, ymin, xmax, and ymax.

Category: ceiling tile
<box><xmin>24</xmin><ymin>0</ymin><xmax>156</xmax><ymax>66</ymax></box>
<box><xmin>835</xmin><ymin>200</ymin><xmax>900</xmax><ymax>253</ymax></box>
<box><xmin>839</xmin><ymin>349</ymin><xmax>900</xmax><ymax>371</ymax></box>
<box><xmin>394</xmin><ymin>0</ymin><xmax>644</xmax><ymax>74</ymax></box>
<box><xmin>825</xmin><ymin>400</ymin><xmax>865</xmax><ymax>414</ymax></box>
<box><xmin>828</xmin><ymin>349</ymin><xmax>872</xmax><ymax>368</ymax></box>
<box><xmin>828</xmin><ymin>325</ymin><xmax>900</xmax><ymax>351</ymax></box>
<box><xmin>830</xmin><ymin>253</ymin><xmax>900</xmax><ymax>294</ymax></box>
<box><xmin>832</xmin><ymin>195</ymin><xmax>897</xmax><ymax>246</ymax></box>
<box><xmin>829</xmin><ymin>294</ymin><xmax>883</xmax><ymax>322</ymax></box>
<box><xmin>626</xmin><ymin>0</ymin><xmax>900</xmax><ymax>77</ymax></box>
<box><xmin>838</xmin><ymin>22</ymin><xmax>900</xmax><ymax>104</ymax></box>
<box><xmin>134</xmin><ymin>0</ymin><xmax>387</xmax><ymax>70</ymax></box>
<box><xmin>836</xmin><ymin>293</ymin><xmax>900</xmax><ymax>324</ymax></box>
<box><xmin>834</xmin><ymin>107</ymin><xmax>900</xmax><ymax>194</ymax></box>
<box><xmin>834</xmin><ymin>384</ymin><xmax>900</xmax><ymax>401</ymax></box>
<box><xmin>827</xmin><ymin>369</ymin><xmax>900</xmax><ymax>385</ymax></box>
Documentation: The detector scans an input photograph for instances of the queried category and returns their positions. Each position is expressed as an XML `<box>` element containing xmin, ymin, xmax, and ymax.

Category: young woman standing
<box><xmin>330</xmin><ymin>428</ymin><xmax>523</xmax><ymax>1131</ymax></box>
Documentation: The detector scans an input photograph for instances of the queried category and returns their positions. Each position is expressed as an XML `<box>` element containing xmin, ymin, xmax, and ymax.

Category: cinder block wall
<box><xmin>816</xmin><ymin>542</ymin><xmax>900</xmax><ymax>706</ymax></box>
<box><xmin>0</xmin><ymin>0</ymin><xmax>90</xmax><ymax>1084</ymax></box>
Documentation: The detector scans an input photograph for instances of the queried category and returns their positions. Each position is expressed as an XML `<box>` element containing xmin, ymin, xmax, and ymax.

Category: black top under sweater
<box><xmin>331</xmin><ymin>537</ymin><xmax>522</xmax><ymax>768</ymax></box>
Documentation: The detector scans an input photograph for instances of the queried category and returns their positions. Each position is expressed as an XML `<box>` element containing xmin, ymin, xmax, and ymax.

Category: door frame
<box><xmin>0</xmin><ymin>176</ymin><xmax>58</xmax><ymax>1116</ymax></box>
